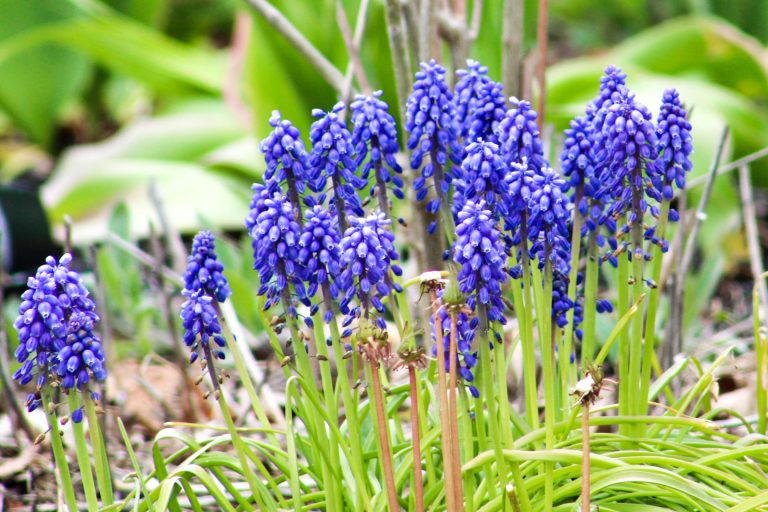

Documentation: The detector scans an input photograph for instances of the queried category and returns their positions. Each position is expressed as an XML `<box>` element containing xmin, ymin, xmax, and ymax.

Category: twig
<box><xmin>367</xmin><ymin>356</ymin><xmax>400</xmax><ymax>512</ymax></box>
<box><xmin>107</xmin><ymin>233</ymin><xmax>183</xmax><ymax>283</ymax></box>
<box><xmin>535</xmin><ymin>0</ymin><xmax>549</xmax><ymax>122</ymax></box>
<box><xmin>243</xmin><ymin>0</ymin><xmax>346</xmax><ymax>92</ymax></box>
<box><xmin>419</xmin><ymin>0</ymin><xmax>438</xmax><ymax>63</ymax></box>
<box><xmin>400</xmin><ymin>0</ymin><xmax>421</xmax><ymax>64</ymax></box>
<box><xmin>502</xmin><ymin>0</ymin><xmax>524</xmax><ymax>146</ymax></box>
<box><xmin>337</xmin><ymin>0</ymin><xmax>370</xmax><ymax>98</ymax></box>
<box><xmin>687</xmin><ymin>145</ymin><xmax>768</xmax><ymax>190</ymax></box>
<box><xmin>148</xmin><ymin>223</ymin><xmax>199</xmax><ymax>422</ymax></box>
<box><xmin>739</xmin><ymin>164</ymin><xmax>768</xmax><ymax>321</ymax></box>
<box><xmin>671</xmin><ymin>127</ymin><xmax>729</xmax><ymax>358</ymax></box>
<box><xmin>340</xmin><ymin>0</ymin><xmax>371</xmax><ymax>106</ymax></box>
<box><xmin>149</xmin><ymin>182</ymin><xmax>187</xmax><ymax>275</ymax></box>
<box><xmin>467</xmin><ymin>0</ymin><xmax>483</xmax><ymax>44</ymax></box>
<box><xmin>383</xmin><ymin>0</ymin><xmax>413</xmax><ymax>126</ymax></box>
<box><xmin>581</xmin><ymin>404</ymin><xmax>591</xmax><ymax>512</ymax></box>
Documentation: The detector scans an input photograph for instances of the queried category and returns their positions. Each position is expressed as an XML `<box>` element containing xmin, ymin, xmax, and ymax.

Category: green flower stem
<box><xmin>563</xmin><ymin>191</ymin><xmax>584</xmax><ymax>411</ymax></box>
<box><xmin>509</xmin><ymin>262</ymin><xmax>539</xmax><ymax>433</ymax></box>
<box><xmin>477</xmin><ymin>303</ymin><xmax>507</xmax><ymax>501</ymax></box>
<box><xmin>581</xmin><ymin>229</ymin><xmax>599</xmax><ymax>366</ymax></box>
<box><xmin>519</xmin><ymin>230</ymin><xmax>541</xmax><ymax>436</ymax></box>
<box><xmin>536</xmin><ymin>259</ymin><xmax>556</xmax><ymax>510</ymax></box>
<box><xmin>279</xmin><ymin>288</ymin><xmax>340</xmax><ymax>508</ymax></box>
<box><xmin>755</xmin><ymin>273</ymin><xmax>768</xmax><ymax>436</ymax></box>
<box><xmin>407</xmin><ymin>366</ymin><xmax>425</xmax><ymax>512</ymax></box>
<box><xmin>311</xmin><ymin>311</ymin><xmax>345</xmax><ymax>510</ymax></box>
<box><xmin>458</xmin><ymin>389</ymin><xmax>476</xmax><ymax>512</ymax></box>
<box><xmin>42</xmin><ymin>388</ymin><xmax>78</xmax><ymax>512</ymax></box>
<box><xmin>472</xmin><ymin>389</ymin><xmax>494</xmax><ymax>500</ymax></box>
<box><xmin>429</xmin><ymin>290</ymin><xmax>456</xmax><ymax>510</ymax></box>
<box><xmin>67</xmin><ymin>393</ymin><xmax>99</xmax><ymax>511</ymax></box>
<box><xmin>203</xmin><ymin>343</ymin><xmax>271</xmax><ymax>511</ymax></box>
<box><xmin>640</xmin><ymin>200</ymin><xmax>670</xmax><ymax>418</ymax></box>
<box><xmin>364</xmin><ymin>355</ymin><xmax>400</xmax><ymax>511</ymax></box>
<box><xmin>84</xmin><ymin>397</ymin><xmax>114</xmax><ymax>505</ymax></box>
<box><xmin>616</xmin><ymin>245</ymin><xmax>631</xmax><ymax>436</ymax></box>
<box><xmin>628</xmin><ymin>219</ymin><xmax>647</xmax><ymax>438</ymax></box>
<box><xmin>323</xmin><ymin>283</ymin><xmax>373</xmax><ymax>509</ymax></box>
<box><xmin>217</xmin><ymin>301</ymin><xmax>280</xmax><ymax>447</ymax></box>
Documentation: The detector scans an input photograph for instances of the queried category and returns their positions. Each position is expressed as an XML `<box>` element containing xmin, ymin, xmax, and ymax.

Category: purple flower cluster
<box><xmin>260</xmin><ymin>111</ymin><xmax>309</xmax><ymax>208</ymax></box>
<box><xmin>180</xmin><ymin>289</ymin><xmax>226</xmax><ymax>364</ymax></box>
<box><xmin>652</xmin><ymin>89</ymin><xmax>693</xmax><ymax>202</ymax></box>
<box><xmin>248</xmin><ymin>192</ymin><xmax>303</xmax><ymax>313</ymax></box>
<box><xmin>13</xmin><ymin>254</ymin><xmax>106</xmax><ymax>420</ymax></box>
<box><xmin>339</xmin><ymin>212</ymin><xmax>402</xmax><ymax>328</ymax></box>
<box><xmin>308</xmin><ymin>102</ymin><xmax>365</xmax><ymax>225</ymax></box>
<box><xmin>406</xmin><ymin>60</ymin><xmax>462</xmax><ymax>230</ymax></box>
<box><xmin>183</xmin><ymin>231</ymin><xmax>231</xmax><ymax>303</ymax></box>
<box><xmin>297</xmin><ymin>205</ymin><xmax>343</xmax><ymax>323</ymax></box>
<box><xmin>526</xmin><ymin>167</ymin><xmax>572</xmax><ymax>275</ymax></box>
<box><xmin>496</xmin><ymin>99</ymin><xmax>547</xmax><ymax>171</ymax></box>
<box><xmin>453</xmin><ymin>140</ymin><xmax>510</xmax><ymax>219</ymax></box>
<box><xmin>350</xmin><ymin>91</ymin><xmax>404</xmax><ymax>209</ymax></box>
<box><xmin>453</xmin><ymin>201</ymin><xmax>508</xmax><ymax>322</ymax></box>
<box><xmin>454</xmin><ymin>60</ymin><xmax>506</xmax><ymax>144</ymax></box>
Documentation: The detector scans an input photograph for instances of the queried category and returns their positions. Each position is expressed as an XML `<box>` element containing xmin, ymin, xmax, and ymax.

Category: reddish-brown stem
<box><xmin>448</xmin><ymin>312</ymin><xmax>463</xmax><ymax>508</ymax></box>
<box><xmin>429</xmin><ymin>290</ymin><xmax>455</xmax><ymax>511</ymax></box>
<box><xmin>408</xmin><ymin>367</ymin><xmax>425</xmax><ymax>512</ymax></box>
<box><xmin>581</xmin><ymin>403</ymin><xmax>591</xmax><ymax>512</ymax></box>
<box><xmin>370</xmin><ymin>358</ymin><xmax>400</xmax><ymax>511</ymax></box>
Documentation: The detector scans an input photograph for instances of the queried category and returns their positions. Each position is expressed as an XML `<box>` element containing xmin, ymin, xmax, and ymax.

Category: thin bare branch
<box><xmin>467</xmin><ymin>0</ymin><xmax>483</xmax><ymax>44</ymax></box>
<box><xmin>687</xmin><ymin>145</ymin><xmax>768</xmax><ymax>190</ymax></box>
<box><xmin>243</xmin><ymin>0</ymin><xmax>346</xmax><ymax>92</ymax></box>
<box><xmin>670</xmin><ymin>127</ymin><xmax>729</xmax><ymax>359</ymax></box>
<box><xmin>337</xmin><ymin>0</ymin><xmax>369</xmax><ymax>91</ymax></box>
<box><xmin>739</xmin><ymin>164</ymin><xmax>768</xmax><ymax>321</ymax></box>
<box><xmin>383</xmin><ymin>0</ymin><xmax>414</xmax><ymax>126</ymax></box>
<box><xmin>224</xmin><ymin>12</ymin><xmax>253</xmax><ymax>127</ymax></box>
<box><xmin>502</xmin><ymin>0</ymin><xmax>524</xmax><ymax>96</ymax></box>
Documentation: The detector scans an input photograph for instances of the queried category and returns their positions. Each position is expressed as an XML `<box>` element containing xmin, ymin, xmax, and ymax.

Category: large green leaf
<box><xmin>0</xmin><ymin>10</ymin><xmax>225</xmax><ymax>98</ymax></box>
<box><xmin>41</xmin><ymin>101</ymin><xmax>254</xmax><ymax>243</ymax></box>
<box><xmin>0</xmin><ymin>0</ymin><xmax>90</xmax><ymax>147</ymax></box>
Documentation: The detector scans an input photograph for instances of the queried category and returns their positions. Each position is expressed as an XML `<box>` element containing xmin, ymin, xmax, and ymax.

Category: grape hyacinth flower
<box><xmin>13</xmin><ymin>254</ymin><xmax>106</xmax><ymax>420</ymax></box>
<box><xmin>454</xmin><ymin>60</ymin><xmax>506</xmax><ymax>144</ymax></box>
<box><xmin>432</xmin><ymin>301</ymin><xmax>479</xmax><ymax>397</ymax></box>
<box><xmin>588</xmin><ymin>64</ymin><xmax>628</xmax><ymax>131</ymax></box>
<box><xmin>180</xmin><ymin>289</ymin><xmax>226</xmax><ymax>366</ymax></box>
<box><xmin>308</xmin><ymin>102</ymin><xmax>365</xmax><ymax>231</ymax></box>
<box><xmin>183</xmin><ymin>231</ymin><xmax>232</xmax><ymax>304</ymax></box>
<box><xmin>594</xmin><ymin>86</ymin><xmax>659</xmax><ymax>258</ymax></box>
<box><xmin>57</xmin><ymin>311</ymin><xmax>107</xmax><ymax>391</ymax></box>
<box><xmin>339</xmin><ymin>212</ymin><xmax>402</xmax><ymax>329</ymax></box>
<box><xmin>453</xmin><ymin>200</ymin><xmax>508</xmax><ymax>323</ymax></box>
<box><xmin>496</xmin><ymin>98</ymin><xmax>547</xmax><ymax>171</ymax></box>
<box><xmin>453</xmin><ymin>140</ymin><xmax>510</xmax><ymax>220</ymax></box>
<box><xmin>297</xmin><ymin>205</ymin><xmax>343</xmax><ymax>323</ymax></box>
<box><xmin>406</xmin><ymin>60</ymin><xmax>462</xmax><ymax>234</ymax></box>
<box><xmin>244</xmin><ymin>182</ymin><xmax>270</xmax><ymax>234</ymax></box>
<box><xmin>650</xmin><ymin>89</ymin><xmax>693</xmax><ymax>227</ymax></box>
<box><xmin>260</xmin><ymin>111</ymin><xmax>310</xmax><ymax>213</ymax></box>
<box><xmin>560</xmin><ymin>116</ymin><xmax>599</xmax><ymax>218</ymax></box>
<box><xmin>350</xmin><ymin>91</ymin><xmax>404</xmax><ymax>214</ymax></box>
<box><xmin>526</xmin><ymin>166</ymin><xmax>572</xmax><ymax>280</ymax></box>
<box><xmin>248</xmin><ymin>191</ymin><xmax>303</xmax><ymax>314</ymax></box>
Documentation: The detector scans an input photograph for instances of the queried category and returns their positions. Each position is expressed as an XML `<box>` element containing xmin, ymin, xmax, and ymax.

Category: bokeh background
<box><xmin>0</xmin><ymin>0</ymin><xmax>767</xmax><ymax>420</ymax></box>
